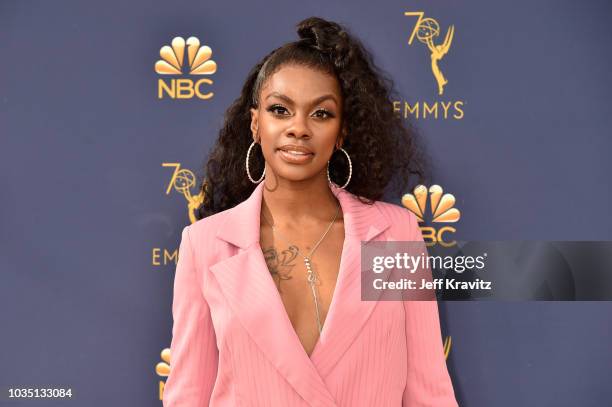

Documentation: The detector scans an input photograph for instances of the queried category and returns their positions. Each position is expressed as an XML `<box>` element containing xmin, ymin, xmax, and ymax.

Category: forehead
<box><xmin>261</xmin><ymin>64</ymin><xmax>341</xmax><ymax>103</ymax></box>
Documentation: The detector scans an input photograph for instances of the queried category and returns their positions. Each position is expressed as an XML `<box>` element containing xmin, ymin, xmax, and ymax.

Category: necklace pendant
<box><xmin>305</xmin><ymin>257</ymin><xmax>317</xmax><ymax>284</ymax></box>
<box><xmin>307</xmin><ymin>271</ymin><xmax>317</xmax><ymax>284</ymax></box>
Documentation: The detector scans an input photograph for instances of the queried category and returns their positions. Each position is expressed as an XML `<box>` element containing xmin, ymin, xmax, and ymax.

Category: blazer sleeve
<box><xmin>163</xmin><ymin>225</ymin><xmax>219</xmax><ymax>407</ymax></box>
<box><xmin>401</xmin><ymin>211</ymin><xmax>459</xmax><ymax>407</ymax></box>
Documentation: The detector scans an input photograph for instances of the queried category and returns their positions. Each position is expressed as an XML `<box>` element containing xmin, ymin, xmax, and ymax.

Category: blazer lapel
<box><xmin>209</xmin><ymin>182</ymin><xmax>392</xmax><ymax>405</ymax></box>
<box><xmin>308</xmin><ymin>184</ymin><xmax>392</xmax><ymax>377</ymax></box>
<box><xmin>209</xmin><ymin>182</ymin><xmax>337</xmax><ymax>406</ymax></box>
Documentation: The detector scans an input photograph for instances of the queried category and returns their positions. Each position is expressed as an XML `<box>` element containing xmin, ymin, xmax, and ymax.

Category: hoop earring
<box><xmin>327</xmin><ymin>147</ymin><xmax>352</xmax><ymax>189</ymax></box>
<box><xmin>246</xmin><ymin>141</ymin><xmax>266</xmax><ymax>183</ymax></box>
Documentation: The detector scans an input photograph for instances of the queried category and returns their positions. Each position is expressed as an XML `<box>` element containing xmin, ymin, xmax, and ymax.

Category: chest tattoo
<box><xmin>262</xmin><ymin>245</ymin><xmax>299</xmax><ymax>292</ymax></box>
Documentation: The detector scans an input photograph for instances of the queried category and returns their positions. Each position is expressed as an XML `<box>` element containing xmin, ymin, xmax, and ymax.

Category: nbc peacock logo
<box><xmin>402</xmin><ymin>185</ymin><xmax>460</xmax><ymax>247</ymax></box>
<box><xmin>155</xmin><ymin>36</ymin><xmax>217</xmax><ymax>100</ymax></box>
<box><xmin>156</xmin><ymin>348</ymin><xmax>171</xmax><ymax>400</ymax></box>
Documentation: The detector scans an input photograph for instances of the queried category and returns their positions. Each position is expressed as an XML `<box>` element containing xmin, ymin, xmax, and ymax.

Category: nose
<box><xmin>286</xmin><ymin>112</ymin><xmax>311</xmax><ymax>139</ymax></box>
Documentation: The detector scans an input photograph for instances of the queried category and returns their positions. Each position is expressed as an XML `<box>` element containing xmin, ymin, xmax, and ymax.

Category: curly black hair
<box><xmin>197</xmin><ymin>16</ymin><xmax>427</xmax><ymax>219</ymax></box>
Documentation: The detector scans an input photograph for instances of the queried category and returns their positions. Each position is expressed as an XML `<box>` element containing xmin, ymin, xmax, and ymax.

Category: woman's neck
<box><xmin>261</xmin><ymin>175</ymin><xmax>341</xmax><ymax>229</ymax></box>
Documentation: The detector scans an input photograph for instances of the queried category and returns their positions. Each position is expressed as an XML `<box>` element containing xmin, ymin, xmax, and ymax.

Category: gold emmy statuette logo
<box><xmin>163</xmin><ymin>163</ymin><xmax>205</xmax><ymax>225</ymax></box>
<box><xmin>152</xmin><ymin>164</ymin><xmax>204</xmax><ymax>267</ymax></box>
<box><xmin>404</xmin><ymin>12</ymin><xmax>454</xmax><ymax>96</ymax></box>
<box><xmin>155</xmin><ymin>36</ymin><xmax>217</xmax><ymax>99</ymax></box>
<box><xmin>402</xmin><ymin>185</ymin><xmax>460</xmax><ymax>247</ymax></box>
<box><xmin>156</xmin><ymin>347</ymin><xmax>171</xmax><ymax>400</ymax></box>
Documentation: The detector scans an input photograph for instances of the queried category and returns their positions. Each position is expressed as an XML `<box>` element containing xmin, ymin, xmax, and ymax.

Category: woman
<box><xmin>163</xmin><ymin>16</ymin><xmax>458</xmax><ymax>407</ymax></box>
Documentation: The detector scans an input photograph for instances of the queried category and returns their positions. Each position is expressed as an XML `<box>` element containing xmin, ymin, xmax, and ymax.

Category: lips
<box><xmin>276</xmin><ymin>145</ymin><xmax>314</xmax><ymax>164</ymax></box>
<box><xmin>276</xmin><ymin>144</ymin><xmax>314</xmax><ymax>155</ymax></box>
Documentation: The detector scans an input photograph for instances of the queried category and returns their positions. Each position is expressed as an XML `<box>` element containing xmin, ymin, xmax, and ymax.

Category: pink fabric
<box><xmin>163</xmin><ymin>182</ymin><xmax>458</xmax><ymax>407</ymax></box>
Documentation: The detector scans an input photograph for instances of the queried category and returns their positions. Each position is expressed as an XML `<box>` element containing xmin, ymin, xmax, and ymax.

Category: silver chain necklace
<box><xmin>261</xmin><ymin>202</ymin><xmax>341</xmax><ymax>334</ymax></box>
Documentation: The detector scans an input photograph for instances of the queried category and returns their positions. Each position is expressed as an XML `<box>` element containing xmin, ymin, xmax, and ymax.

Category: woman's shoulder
<box><xmin>184</xmin><ymin>205</ymin><xmax>235</xmax><ymax>244</ymax></box>
<box><xmin>367</xmin><ymin>198</ymin><xmax>421</xmax><ymax>241</ymax></box>
<box><xmin>370</xmin><ymin>198</ymin><xmax>419</xmax><ymax>228</ymax></box>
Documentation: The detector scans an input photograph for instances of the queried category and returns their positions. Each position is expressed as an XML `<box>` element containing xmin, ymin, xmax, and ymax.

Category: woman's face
<box><xmin>250</xmin><ymin>64</ymin><xmax>345</xmax><ymax>185</ymax></box>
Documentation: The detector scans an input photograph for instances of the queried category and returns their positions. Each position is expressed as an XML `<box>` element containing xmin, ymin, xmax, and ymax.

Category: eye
<box><xmin>313</xmin><ymin>109</ymin><xmax>334</xmax><ymax>119</ymax></box>
<box><xmin>267</xmin><ymin>104</ymin><xmax>289</xmax><ymax>116</ymax></box>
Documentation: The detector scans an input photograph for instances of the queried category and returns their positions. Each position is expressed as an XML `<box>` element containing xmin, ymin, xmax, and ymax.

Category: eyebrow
<box><xmin>265</xmin><ymin>92</ymin><xmax>338</xmax><ymax>106</ymax></box>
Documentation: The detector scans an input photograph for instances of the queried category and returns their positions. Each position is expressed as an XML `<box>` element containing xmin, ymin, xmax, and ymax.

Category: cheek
<box><xmin>259</xmin><ymin>139</ymin><xmax>282</xmax><ymax>165</ymax></box>
<box><xmin>315</xmin><ymin>132</ymin><xmax>340</xmax><ymax>155</ymax></box>
<box><xmin>259</xmin><ymin>143</ymin><xmax>274</xmax><ymax>162</ymax></box>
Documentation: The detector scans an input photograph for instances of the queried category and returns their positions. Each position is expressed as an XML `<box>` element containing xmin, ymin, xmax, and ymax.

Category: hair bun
<box><xmin>297</xmin><ymin>17</ymin><xmax>351</xmax><ymax>68</ymax></box>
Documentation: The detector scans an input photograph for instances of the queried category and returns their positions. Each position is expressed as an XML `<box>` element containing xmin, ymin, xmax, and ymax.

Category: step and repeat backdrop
<box><xmin>2</xmin><ymin>0</ymin><xmax>611</xmax><ymax>406</ymax></box>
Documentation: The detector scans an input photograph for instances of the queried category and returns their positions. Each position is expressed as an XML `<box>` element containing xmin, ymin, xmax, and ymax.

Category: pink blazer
<box><xmin>163</xmin><ymin>181</ymin><xmax>458</xmax><ymax>407</ymax></box>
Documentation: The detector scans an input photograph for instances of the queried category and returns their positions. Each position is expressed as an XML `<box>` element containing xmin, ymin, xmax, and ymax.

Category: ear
<box><xmin>336</xmin><ymin>125</ymin><xmax>347</xmax><ymax>149</ymax></box>
<box><xmin>250</xmin><ymin>107</ymin><xmax>259</xmax><ymax>143</ymax></box>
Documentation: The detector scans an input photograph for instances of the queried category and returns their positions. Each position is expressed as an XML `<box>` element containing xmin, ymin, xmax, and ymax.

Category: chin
<box><xmin>272</xmin><ymin>164</ymin><xmax>322</xmax><ymax>183</ymax></box>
